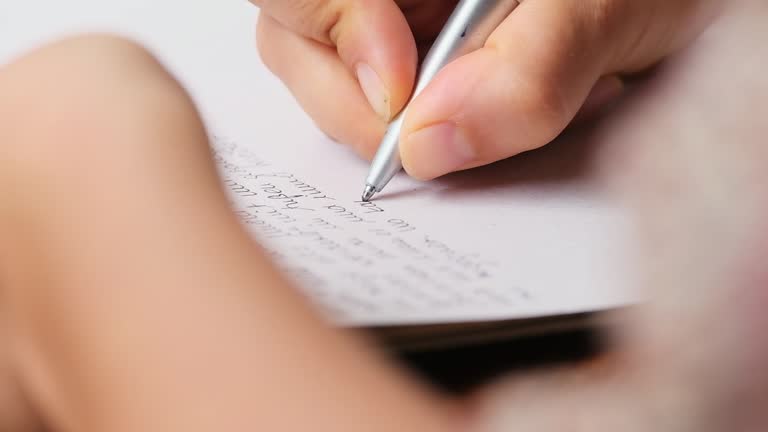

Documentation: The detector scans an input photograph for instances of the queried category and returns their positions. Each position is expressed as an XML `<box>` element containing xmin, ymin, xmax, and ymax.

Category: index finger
<box><xmin>251</xmin><ymin>0</ymin><xmax>418</xmax><ymax>120</ymax></box>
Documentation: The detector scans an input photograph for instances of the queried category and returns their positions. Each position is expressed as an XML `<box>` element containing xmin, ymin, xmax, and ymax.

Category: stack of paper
<box><xmin>0</xmin><ymin>0</ymin><xmax>633</xmax><ymax>349</ymax></box>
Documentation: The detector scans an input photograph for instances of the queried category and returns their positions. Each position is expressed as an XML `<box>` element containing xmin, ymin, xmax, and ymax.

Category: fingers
<box><xmin>253</xmin><ymin>0</ymin><xmax>418</xmax><ymax>121</ymax></box>
<box><xmin>400</xmin><ymin>0</ymin><xmax>616</xmax><ymax>179</ymax></box>
<box><xmin>400</xmin><ymin>0</ymin><xmax>719</xmax><ymax>180</ymax></box>
<box><xmin>256</xmin><ymin>15</ymin><xmax>386</xmax><ymax>158</ymax></box>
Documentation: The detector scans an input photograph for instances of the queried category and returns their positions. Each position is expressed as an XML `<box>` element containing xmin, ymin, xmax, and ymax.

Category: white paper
<box><xmin>0</xmin><ymin>0</ymin><xmax>632</xmax><ymax>325</ymax></box>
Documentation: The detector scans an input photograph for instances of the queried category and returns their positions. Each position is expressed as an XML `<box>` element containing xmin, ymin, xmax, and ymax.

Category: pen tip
<box><xmin>362</xmin><ymin>185</ymin><xmax>377</xmax><ymax>202</ymax></box>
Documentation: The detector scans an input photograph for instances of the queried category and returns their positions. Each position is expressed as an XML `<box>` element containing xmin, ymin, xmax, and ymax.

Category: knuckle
<box><xmin>307</xmin><ymin>3</ymin><xmax>345</xmax><ymax>46</ymax></box>
<box><xmin>516</xmin><ymin>77</ymin><xmax>572</xmax><ymax>148</ymax></box>
<box><xmin>262</xmin><ymin>0</ymin><xmax>346</xmax><ymax>45</ymax></box>
<box><xmin>585</xmin><ymin>0</ymin><xmax>626</xmax><ymax>34</ymax></box>
<box><xmin>578</xmin><ymin>0</ymin><xmax>638</xmax><ymax>52</ymax></box>
<box><xmin>582</xmin><ymin>0</ymin><xmax>673</xmax><ymax>70</ymax></box>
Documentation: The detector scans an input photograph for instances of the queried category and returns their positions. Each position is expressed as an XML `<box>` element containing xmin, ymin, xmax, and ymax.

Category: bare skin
<box><xmin>252</xmin><ymin>0</ymin><xmax>719</xmax><ymax>179</ymax></box>
<box><xmin>0</xmin><ymin>36</ymin><xmax>459</xmax><ymax>432</ymax></box>
<box><xmin>0</xmin><ymin>1</ymin><xmax>766</xmax><ymax>431</ymax></box>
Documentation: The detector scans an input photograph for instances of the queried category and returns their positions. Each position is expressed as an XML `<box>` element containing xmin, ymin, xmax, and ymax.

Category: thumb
<box><xmin>252</xmin><ymin>0</ymin><xmax>417</xmax><ymax>121</ymax></box>
<box><xmin>400</xmin><ymin>0</ymin><xmax>718</xmax><ymax>180</ymax></box>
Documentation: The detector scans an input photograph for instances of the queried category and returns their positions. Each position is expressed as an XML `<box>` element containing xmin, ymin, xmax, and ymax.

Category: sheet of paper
<box><xmin>0</xmin><ymin>0</ymin><xmax>633</xmax><ymax>325</ymax></box>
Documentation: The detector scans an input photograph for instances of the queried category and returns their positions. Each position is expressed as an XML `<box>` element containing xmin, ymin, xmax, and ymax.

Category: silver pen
<box><xmin>361</xmin><ymin>0</ymin><xmax>521</xmax><ymax>202</ymax></box>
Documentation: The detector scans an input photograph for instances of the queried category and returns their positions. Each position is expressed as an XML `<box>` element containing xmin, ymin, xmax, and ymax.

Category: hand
<box><xmin>253</xmin><ymin>0</ymin><xmax>718</xmax><ymax>180</ymax></box>
<box><xmin>1</xmin><ymin>3</ymin><xmax>766</xmax><ymax>430</ymax></box>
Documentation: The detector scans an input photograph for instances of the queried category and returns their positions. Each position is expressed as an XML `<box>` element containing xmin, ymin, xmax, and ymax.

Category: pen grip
<box><xmin>413</xmin><ymin>0</ymin><xmax>520</xmax><ymax>96</ymax></box>
<box><xmin>362</xmin><ymin>0</ymin><xmax>521</xmax><ymax>194</ymax></box>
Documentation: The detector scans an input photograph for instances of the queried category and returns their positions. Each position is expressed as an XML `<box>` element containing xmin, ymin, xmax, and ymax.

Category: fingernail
<box><xmin>356</xmin><ymin>63</ymin><xmax>391</xmax><ymax>121</ymax></box>
<box><xmin>403</xmin><ymin>122</ymin><xmax>475</xmax><ymax>180</ymax></box>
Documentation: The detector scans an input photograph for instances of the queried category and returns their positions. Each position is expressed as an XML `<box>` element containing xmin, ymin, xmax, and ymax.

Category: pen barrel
<box><xmin>364</xmin><ymin>0</ymin><xmax>520</xmax><ymax>193</ymax></box>
<box><xmin>413</xmin><ymin>0</ymin><xmax>520</xmax><ymax>96</ymax></box>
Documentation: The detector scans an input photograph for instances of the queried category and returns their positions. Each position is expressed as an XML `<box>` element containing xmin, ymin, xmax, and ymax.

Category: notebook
<box><xmin>0</xmin><ymin>0</ymin><xmax>633</xmax><ymax>350</ymax></box>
